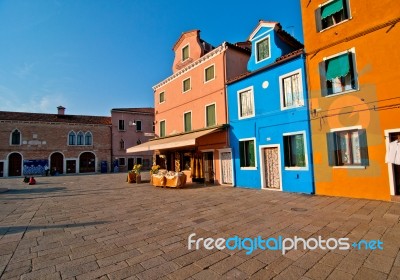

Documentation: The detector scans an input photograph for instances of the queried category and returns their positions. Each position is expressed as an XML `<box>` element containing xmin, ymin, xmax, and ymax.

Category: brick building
<box><xmin>0</xmin><ymin>106</ymin><xmax>112</xmax><ymax>177</ymax></box>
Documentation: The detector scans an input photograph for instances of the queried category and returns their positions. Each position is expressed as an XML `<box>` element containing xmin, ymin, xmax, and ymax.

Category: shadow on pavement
<box><xmin>0</xmin><ymin>221</ymin><xmax>108</xmax><ymax>235</ymax></box>
<box><xmin>3</xmin><ymin>187</ymin><xmax>66</xmax><ymax>194</ymax></box>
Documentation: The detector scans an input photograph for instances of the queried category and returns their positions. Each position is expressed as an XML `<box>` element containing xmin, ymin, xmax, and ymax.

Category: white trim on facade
<box><xmin>239</xmin><ymin>137</ymin><xmax>257</xmax><ymax>170</ymax></box>
<box><xmin>259</xmin><ymin>144</ymin><xmax>282</xmax><ymax>191</ymax></box>
<box><xmin>384</xmin><ymin>128</ymin><xmax>400</xmax><ymax>196</ymax></box>
<box><xmin>279</xmin><ymin>68</ymin><xmax>304</xmax><ymax>111</ymax></box>
<box><xmin>282</xmin><ymin>130</ymin><xmax>309</xmax><ymax>171</ymax></box>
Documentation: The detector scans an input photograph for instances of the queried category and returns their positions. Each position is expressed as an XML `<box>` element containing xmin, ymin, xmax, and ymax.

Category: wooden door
<box><xmin>8</xmin><ymin>153</ymin><xmax>22</xmax><ymax>177</ymax></box>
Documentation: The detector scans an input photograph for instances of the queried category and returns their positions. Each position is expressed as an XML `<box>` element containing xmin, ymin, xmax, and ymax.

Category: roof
<box><xmin>111</xmin><ymin>108</ymin><xmax>154</xmax><ymax>115</ymax></box>
<box><xmin>0</xmin><ymin>111</ymin><xmax>112</xmax><ymax>125</ymax></box>
<box><xmin>248</xmin><ymin>20</ymin><xmax>303</xmax><ymax>50</ymax></box>
<box><xmin>172</xmin><ymin>30</ymin><xmax>201</xmax><ymax>51</ymax></box>
<box><xmin>227</xmin><ymin>49</ymin><xmax>304</xmax><ymax>84</ymax></box>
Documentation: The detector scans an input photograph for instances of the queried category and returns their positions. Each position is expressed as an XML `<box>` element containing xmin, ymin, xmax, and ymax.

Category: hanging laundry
<box><xmin>386</xmin><ymin>140</ymin><xmax>400</xmax><ymax>165</ymax></box>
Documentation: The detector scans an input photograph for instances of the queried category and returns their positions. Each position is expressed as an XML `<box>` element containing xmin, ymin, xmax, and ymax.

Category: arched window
<box><xmin>11</xmin><ymin>129</ymin><xmax>21</xmax><ymax>145</ymax></box>
<box><xmin>85</xmin><ymin>132</ymin><xmax>92</xmax><ymax>145</ymax></box>
<box><xmin>120</xmin><ymin>139</ymin><xmax>125</xmax><ymax>150</ymax></box>
<box><xmin>68</xmin><ymin>131</ymin><xmax>76</xmax><ymax>145</ymax></box>
<box><xmin>77</xmin><ymin>131</ymin><xmax>84</xmax><ymax>145</ymax></box>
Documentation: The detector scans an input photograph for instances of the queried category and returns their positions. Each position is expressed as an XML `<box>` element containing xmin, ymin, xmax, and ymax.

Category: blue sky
<box><xmin>0</xmin><ymin>0</ymin><xmax>303</xmax><ymax>116</ymax></box>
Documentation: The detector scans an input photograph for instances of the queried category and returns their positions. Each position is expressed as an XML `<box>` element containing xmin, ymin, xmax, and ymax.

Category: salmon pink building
<box><xmin>128</xmin><ymin>30</ymin><xmax>250</xmax><ymax>185</ymax></box>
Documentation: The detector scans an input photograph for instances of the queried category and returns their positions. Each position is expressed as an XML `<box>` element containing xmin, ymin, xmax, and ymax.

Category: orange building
<box><xmin>300</xmin><ymin>0</ymin><xmax>400</xmax><ymax>200</ymax></box>
<box><xmin>128</xmin><ymin>30</ymin><xmax>250</xmax><ymax>185</ymax></box>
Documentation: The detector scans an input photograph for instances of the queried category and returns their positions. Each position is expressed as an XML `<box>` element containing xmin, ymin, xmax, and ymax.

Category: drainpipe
<box><xmin>222</xmin><ymin>42</ymin><xmax>230</xmax><ymax>148</ymax></box>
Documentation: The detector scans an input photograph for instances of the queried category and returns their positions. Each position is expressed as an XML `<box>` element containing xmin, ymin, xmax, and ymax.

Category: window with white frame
<box><xmin>159</xmin><ymin>91</ymin><xmax>165</xmax><ymax>103</ymax></box>
<box><xmin>256</xmin><ymin>36</ymin><xmax>270</xmax><ymax>62</ymax></box>
<box><xmin>320</xmin><ymin>50</ymin><xmax>357</xmax><ymax>96</ymax></box>
<box><xmin>183</xmin><ymin>78</ymin><xmax>191</xmax><ymax>92</ymax></box>
<box><xmin>85</xmin><ymin>132</ymin><xmax>92</xmax><ymax>145</ymax></box>
<box><xmin>68</xmin><ymin>131</ymin><xmax>76</xmax><ymax>145</ymax></box>
<box><xmin>118</xmin><ymin>120</ymin><xmax>125</xmax><ymax>131</ymax></box>
<box><xmin>204</xmin><ymin>65</ymin><xmax>215</xmax><ymax>82</ymax></box>
<box><xmin>206</xmin><ymin>104</ymin><xmax>216</xmax><ymax>127</ymax></box>
<box><xmin>182</xmin><ymin>45</ymin><xmax>189</xmax><ymax>61</ymax></box>
<box><xmin>11</xmin><ymin>129</ymin><xmax>21</xmax><ymax>145</ymax></box>
<box><xmin>159</xmin><ymin>120</ymin><xmax>166</xmax><ymax>137</ymax></box>
<box><xmin>239</xmin><ymin>139</ymin><xmax>256</xmax><ymax>168</ymax></box>
<box><xmin>77</xmin><ymin>131</ymin><xmax>84</xmax><ymax>145</ymax></box>
<box><xmin>238</xmin><ymin>87</ymin><xmax>255</xmax><ymax>119</ymax></box>
<box><xmin>316</xmin><ymin>0</ymin><xmax>350</xmax><ymax>31</ymax></box>
<box><xmin>327</xmin><ymin>128</ymin><xmax>369</xmax><ymax>166</ymax></box>
<box><xmin>136</xmin><ymin>120</ymin><xmax>142</xmax><ymax>131</ymax></box>
<box><xmin>184</xmin><ymin>111</ymin><xmax>192</xmax><ymax>132</ymax></box>
<box><xmin>118</xmin><ymin>158</ymin><xmax>126</xmax><ymax>166</ymax></box>
<box><xmin>280</xmin><ymin>70</ymin><xmax>304</xmax><ymax>109</ymax></box>
<box><xmin>283</xmin><ymin>132</ymin><xmax>307</xmax><ymax>168</ymax></box>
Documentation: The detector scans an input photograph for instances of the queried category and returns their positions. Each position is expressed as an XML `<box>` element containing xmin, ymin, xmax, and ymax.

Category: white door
<box><xmin>220</xmin><ymin>151</ymin><xmax>233</xmax><ymax>184</ymax></box>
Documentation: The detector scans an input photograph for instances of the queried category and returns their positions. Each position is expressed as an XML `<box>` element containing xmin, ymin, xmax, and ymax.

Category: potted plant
<box><xmin>132</xmin><ymin>164</ymin><xmax>142</xmax><ymax>183</ymax></box>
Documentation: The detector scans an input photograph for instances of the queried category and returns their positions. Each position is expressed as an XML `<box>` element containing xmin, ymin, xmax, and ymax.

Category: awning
<box><xmin>126</xmin><ymin>127</ymin><xmax>222</xmax><ymax>153</ymax></box>
<box><xmin>321</xmin><ymin>0</ymin><xmax>343</xmax><ymax>19</ymax></box>
<box><xmin>325</xmin><ymin>53</ymin><xmax>350</xmax><ymax>80</ymax></box>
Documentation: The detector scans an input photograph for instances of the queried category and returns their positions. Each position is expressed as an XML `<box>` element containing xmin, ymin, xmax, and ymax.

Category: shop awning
<box><xmin>321</xmin><ymin>0</ymin><xmax>343</xmax><ymax>19</ymax></box>
<box><xmin>325</xmin><ymin>53</ymin><xmax>350</xmax><ymax>80</ymax></box>
<box><xmin>126</xmin><ymin>127</ymin><xmax>222</xmax><ymax>153</ymax></box>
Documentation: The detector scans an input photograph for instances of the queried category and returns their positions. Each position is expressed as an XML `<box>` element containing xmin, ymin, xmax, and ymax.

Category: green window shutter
<box><xmin>239</xmin><ymin>141</ymin><xmax>245</xmax><ymax>167</ymax></box>
<box><xmin>283</xmin><ymin>136</ymin><xmax>290</xmax><ymax>167</ymax></box>
<box><xmin>160</xmin><ymin>121</ymin><xmax>165</xmax><ymax>137</ymax></box>
<box><xmin>206</xmin><ymin>104</ymin><xmax>216</xmax><ymax>127</ymax></box>
<box><xmin>358</xmin><ymin>129</ymin><xmax>369</xmax><ymax>166</ymax></box>
<box><xmin>326</xmin><ymin>132</ymin><xmax>337</xmax><ymax>166</ymax></box>
<box><xmin>315</xmin><ymin>7</ymin><xmax>322</xmax><ymax>32</ymax></box>
<box><xmin>248</xmin><ymin>140</ymin><xmax>255</xmax><ymax>167</ymax></box>
<box><xmin>294</xmin><ymin>135</ymin><xmax>306</xmax><ymax>167</ymax></box>
<box><xmin>206</xmin><ymin>66</ymin><xmax>214</xmax><ymax>81</ymax></box>
<box><xmin>184</xmin><ymin>113</ymin><xmax>191</xmax><ymax>132</ymax></box>
<box><xmin>319</xmin><ymin>61</ymin><xmax>328</xmax><ymax>97</ymax></box>
<box><xmin>326</xmin><ymin>54</ymin><xmax>350</xmax><ymax>80</ymax></box>
<box><xmin>321</xmin><ymin>0</ymin><xmax>343</xmax><ymax>19</ymax></box>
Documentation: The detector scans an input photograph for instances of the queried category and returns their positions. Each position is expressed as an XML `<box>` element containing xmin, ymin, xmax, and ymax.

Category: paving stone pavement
<box><xmin>0</xmin><ymin>173</ymin><xmax>400</xmax><ymax>280</ymax></box>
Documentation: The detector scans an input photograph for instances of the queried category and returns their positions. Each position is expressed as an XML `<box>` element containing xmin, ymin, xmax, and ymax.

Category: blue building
<box><xmin>226</xmin><ymin>21</ymin><xmax>314</xmax><ymax>194</ymax></box>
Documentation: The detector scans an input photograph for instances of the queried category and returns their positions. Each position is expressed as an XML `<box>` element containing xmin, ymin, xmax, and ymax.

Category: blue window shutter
<box><xmin>358</xmin><ymin>129</ymin><xmax>369</xmax><ymax>166</ymax></box>
<box><xmin>326</xmin><ymin>132</ymin><xmax>337</xmax><ymax>166</ymax></box>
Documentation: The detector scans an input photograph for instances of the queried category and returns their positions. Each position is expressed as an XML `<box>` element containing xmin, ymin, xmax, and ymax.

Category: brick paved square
<box><xmin>0</xmin><ymin>173</ymin><xmax>399</xmax><ymax>279</ymax></box>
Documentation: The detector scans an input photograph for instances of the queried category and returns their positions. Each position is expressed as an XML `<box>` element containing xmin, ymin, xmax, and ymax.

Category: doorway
<box><xmin>8</xmin><ymin>153</ymin><xmax>22</xmax><ymax>177</ymax></box>
<box><xmin>388</xmin><ymin>131</ymin><xmax>400</xmax><ymax>195</ymax></box>
<box><xmin>0</xmin><ymin>162</ymin><xmax>3</xmax><ymax>177</ymax></box>
<box><xmin>79</xmin><ymin>152</ymin><xmax>96</xmax><ymax>173</ymax></box>
<box><xmin>261</xmin><ymin>146</ymin><xmax>281</xmax><ymax>190</ymax></box>
<box><xmin>50</xmin><ymin>152</ymin><xmax>64</xmax><ymax>174</ymax></box>
<box><xmin>128</xmin><ymin>158</ymin><xmax>134</xmax><ymax>171</ymax></box>
<box><xmin>220</xmin><ymin>150</ymin><xmax>233</xmax><ymax>185</ymax></box>
<box><xmin>203</xmin><ymin>152</ymin><xmax>214</xmax><ymax>184</ymax></box>
<box><xmin>66</xmin><ymin>160</ymin><xmax>76</xmax><ymax>174</ymax></box>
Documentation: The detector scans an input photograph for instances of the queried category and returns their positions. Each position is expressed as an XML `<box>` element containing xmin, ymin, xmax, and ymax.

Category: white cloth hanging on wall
<box><xmin>386</xmin><ymin>140</ymin><xmax>400</xmax><ymax>165</ymax></box>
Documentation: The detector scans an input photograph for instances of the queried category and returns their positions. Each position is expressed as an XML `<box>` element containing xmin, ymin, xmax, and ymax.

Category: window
<box><xmin>320</xmin><ymin>51</ymin><xmax>357</xmax><ymax>96</ymax></box>
<box><xmin>159</xmin><ymin>92</ymin><xmax>165</xmax><ymax>103</ymax></box>
<box><xmin>239</xmin><ymin>139</ymin><xmax>256</xmax><ymax>168</ymax></box>
<box><xmin>77</xmin><ymin>131</ymin><xmax>84</xmax><ymax>145</ymax></box>
<box><xmin>136</xmin><ymin>120</ymin><xmax>142</xmax><ymax>131</ymax></box>
<box><xmin>152</xmin><ymin>121</ymin><xmax>155</xmax><ymax>132</ymax></box>
<box><xmin>183</xmin><ymin>78</ymin><xmax>191</xmax><ymax>92</ymax></box>
<box><xmin>283</xmin><ymin>133</ymin><xmax>307</xmax><ymax>168</ymax></box>
<box><xmin>256</xmin><ymin>36</ymin><xmax>270</xmax><ymax>62</ymax></box>
<box><xmin>118</xmin><ymin>120</ymin><xmax>125</xmax><ymax>131</ymax></box>
<box><xmin>205</xmin><ymin>65</ymin><xmax>215</xmax><ymax>82</ymax></box>
<box><xmin>182</xmin><ymin>45</ymin><xmax>189</xmax><ymax>61</ymax></box>
<box><xmin>238</xmin><ymin>87</ymin><xmax>254</xmax><ymax>119</ymax></box>
<box><xmin>280</xmin><ymin>70</ymin><xmax>304</xmax><ymax>108</ymax></box>
<box><xmin>159</xmin><ymin>120</ymin><xmax>166</xmax><ymax>137</ymax></box>
<box><xmin>118</xmin><ymin>158</ymin><xmax>126</xmax><ymax>166</ymax></box>
<box><xmin>206</xmin><ymin>104</ymin><xmax>216</xmax><ymax>127</ymax></box>
<box><xmin>317</xmin><ymin>0</ymin><xmax>350</xmax><ymax>31</ymax></box>
<box><xmin>120</xmin><ymin>139</ymin><xmax>125</xmax><ymax>150</ymax></box>
<box><xmin>11</xmin><ymin>129</ymin><xmax>21</xmax><ymax>145</ymax></box>
<box><xmin>85</xmin><ymin>132</ymin><xmax>92</xmax><ymax>145</ymax></box>
<box><xmin>327</xmin><ymin>128</ymin><xmax>369</xmax><ymax>166</ymax></box>
<box><xmin>136</xmin><ymin>157</ymin><xmax>143</xmax><ymax>165</ymax></box>
<box><xmin>68</xmin><ymin>131</ymin><xmax>76</xmax><ymax>145</ymax></box>
<box><xmin>184</xmin><ymin>112</ymin><xmax>192</xmax><ymax>132</ymax></box>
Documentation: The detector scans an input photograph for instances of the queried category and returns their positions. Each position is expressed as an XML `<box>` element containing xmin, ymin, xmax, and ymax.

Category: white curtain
<box><xmin>240</xmin><ymin>90</ymin><xmax>253</xmax><ymax>117</ymax></box>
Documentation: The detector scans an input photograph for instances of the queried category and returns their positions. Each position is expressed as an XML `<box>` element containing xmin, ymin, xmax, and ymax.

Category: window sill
<box><xmin>281</xmin><ymin>104</ymin><xmax>305</xmax><ymax>111</ymax></box>
<box><xmin>332</xmin><ymin>166</ymin><xmax>366</xmax><ymax>169</ymax></box>
<box><xmin>319</xmin><ymin>18</ymin><xmax>352</xmax><ymax>33</ymax></box>
<box><xmin>240</xmin><ymin>167</ymin><xmax>257</xmax><ymax>171</ymax></box>
<box><xmin>285</xmin><ymin>167</ymin><xmax>309</xmax><ymax>171</ymax></box>
<box><xmin>324</xmin><ymin>88</ymin><xmax>358</xmax><ymax>98</ymax></box>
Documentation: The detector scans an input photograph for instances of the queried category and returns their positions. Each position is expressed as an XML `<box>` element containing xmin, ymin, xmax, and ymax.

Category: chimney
<box><xmin>57</xmin><ymin>106</ymin><xmax>66</xmax><ymax>115</ymax></box>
